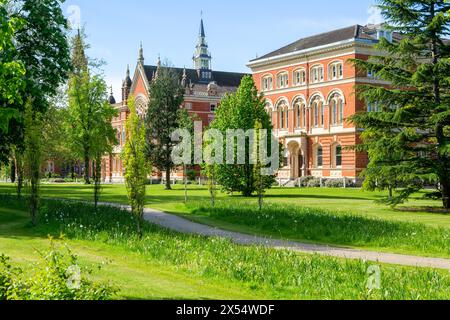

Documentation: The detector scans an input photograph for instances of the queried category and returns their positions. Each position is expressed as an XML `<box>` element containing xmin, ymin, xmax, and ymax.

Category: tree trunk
<box><xmin>16</xmin><ymin>154</ymin><xmax>24</xmax><ymax>200</ymax></box>
<box><xmin>184</xmin><ymin>165</ymin><xmax>187</xmax><ymax>204</ymax></box>
<box><xmin>71</xmin><ymin>161</ymin><xmax>75</xmax><ymax>180</ymax></box>
<box><xmin>10</xmin><ymin>159</ymin><xmax>16</xmax><ymax>183</ymax></box>
<box><xmin>93</xmin><ymin>156</ymin><xmax>102</xmax><ymax>209</ymax></box>
<box><xmin>165</xmin><ymin>166</ymin><xmax>171</xmax><ymax>190</ymax></box>
<box><xmin>84</xmin><ymin>151</ymin><xmax>90</xmax><ymax>185</ymax></box>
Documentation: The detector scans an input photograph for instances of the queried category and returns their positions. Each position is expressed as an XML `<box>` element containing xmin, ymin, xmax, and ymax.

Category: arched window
<box><xmin>293</xmin><ymin>69</ymin><xmax>306</xmax><ymax>86</ymax></box>
<box><xmin>329</xmin><ymin>62</ymin><xmax>344</xmax><ymax>80</ymax></box>
<box><xmin>310</xmin><ymin>65</ymin><xmax>324</xmax><ymax>83</ymax></box>
<box><xmin>314</xmin><ymin>145</ymin><xmax>323</xmax><ymax>168</ymax></box>
<box><xmin>329</xmin><ymin>93</ymin><xmax>344</xmax><ymax>125</ymax></box>
<box><xmin>311</xmin><ymin>97</ymin><xmax>324</xmax><ymax>128</ymax></box>
<box><xmin>277</xmin><ymin>101</ymin><xmax>289</xmax><ymax>129</ymax></box>
<box><xmin>262</xmin><ymin>75</ymin><xmax>273</xmax><ymax>91</ymax></box>
<box><xmin>276</xmin><ymin>72</ymin><xmax>289</xmax><ymax>88</ymax></box>
<box><xmin>293</xmin><ymin>98</ymin><xmax>305</xmax><ymax>128</ymax></box>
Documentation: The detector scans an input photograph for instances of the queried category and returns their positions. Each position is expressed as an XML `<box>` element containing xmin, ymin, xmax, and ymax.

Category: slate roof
<box><xmin>143</xmin><ymin>65</ymin><xmax>247</xmax><ymax>88</ymax></box>
<box><xmin>250</xmin><ymin>24</ymin><xmax>399</xmax><ymax>62</ymax></box>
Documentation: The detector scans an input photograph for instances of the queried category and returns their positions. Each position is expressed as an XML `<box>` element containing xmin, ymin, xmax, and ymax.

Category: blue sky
<box><xmin>63</xmin><ymin>0</ymin><xmax>381</xmax><ymax>100</ymax></box>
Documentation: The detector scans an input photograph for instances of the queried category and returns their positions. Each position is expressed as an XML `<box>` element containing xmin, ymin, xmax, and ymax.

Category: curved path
<box><xmin>137</xmin><ymin>208</ymin><xmax>450</xmax><ymax>270</ymax></box>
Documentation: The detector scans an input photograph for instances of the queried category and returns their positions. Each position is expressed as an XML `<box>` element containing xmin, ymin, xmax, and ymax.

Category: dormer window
<box><xmin>276</xmin><ymin>72</ymin><xmax>289</xmax><ymax>89</ymax></box>
<box><xmin>310</xmin><ymin>65</ymin><xmax>324</xmax><ymax>83</ymax></box>
<box><xmin>329</xmin><ymin>62</ymin><xmax>343</xmax><ymax>80</ymax></box>
<box><xmin>294</xmin><ymin>69</ymin><xmax>306</xmax><ymax>86</ymax></box>
<box><xmin>262</xmin><ymin>76</ymin><xmax>273</xmax><ymax>91</ymax></box>
<box><xmin>377</xmin><ymin>29</ymin><xmax>393</xmax><ymax>42</ymax></box>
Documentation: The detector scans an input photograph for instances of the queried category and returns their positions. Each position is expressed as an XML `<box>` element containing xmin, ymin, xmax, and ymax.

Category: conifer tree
<box><xmin>351</xmin><ymin>0</ymin><xmax>450</xmax><ymax>208</ymax></box>
<box><xmin>146</xmin><ymin>65</ymin><xmax>184</xmax><ymax>190</ymax></box>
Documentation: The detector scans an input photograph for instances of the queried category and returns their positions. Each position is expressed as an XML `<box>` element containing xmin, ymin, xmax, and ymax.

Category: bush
<box><xmin>307</xmin><ymin>178</ymin><xmax>323</xmax><ymax>188</ymax></box>
<box><xmin>299</xmin><ymin>176</ymin><xmax>314</xmax><ymax>187</ymax></box>
<box><xmin>0</xmin><ymin>242</ymin><xmax>116</xmax><ymax>300</ymax></box>
<box><xmin>324</xmin><ymin>179</ymin><xmax>344</xmax><ymax>188</ymax></box>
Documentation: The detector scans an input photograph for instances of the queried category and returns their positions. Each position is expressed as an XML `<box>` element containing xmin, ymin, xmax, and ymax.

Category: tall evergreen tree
<box><xmin>146</xmin><ymin>66</ymin><xmax>184</xmax><ymax>190</ymax></box>
<box><xmin>210</xmin><ymin>76</ymin><xmax>275</xmax><ymax>197</ymax></box>
<box><xmin>351</xmin><ymin>0</ymin><xmax>450</xmax><ymax>209</ymax></box>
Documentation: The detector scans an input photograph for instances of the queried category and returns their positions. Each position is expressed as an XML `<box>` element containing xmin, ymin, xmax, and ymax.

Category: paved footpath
<box><xmin>91</xmin><ymin>202</ymin><xmax>450</xmax><ymax>270</ymax></box>
<box><xmin>136</xmin><ymin>208</ymin><xmax>450</xmax><ymax>270</ymax></box>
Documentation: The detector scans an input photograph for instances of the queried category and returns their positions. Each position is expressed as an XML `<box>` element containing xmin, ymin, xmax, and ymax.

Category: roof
<box><xmin>143</xmin><ymin>65</ymin><xmax>247</xmax><ymax>88</ymax></box>
<box><xmin>250</xmin><ymin>24</ymin><xmax>395</xmax><ymax>62</ymax></box>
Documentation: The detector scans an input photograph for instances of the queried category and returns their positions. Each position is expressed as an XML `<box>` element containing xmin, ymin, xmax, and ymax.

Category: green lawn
<box><xmin>0</xmin><ymin>183</ymin><xmax>449</xmax><ymax>258</ymax></box>
<box><xmin>1</xmin><ymin>197</ymin><xmax>449</xmax><ymax>300</ymax></box>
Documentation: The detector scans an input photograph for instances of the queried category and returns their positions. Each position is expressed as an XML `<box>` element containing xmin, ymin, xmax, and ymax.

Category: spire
<box><xmin>199</xmin><ymin>18</ymin><xmax>205</xmax><ymax>38</ymax></box>
<box><xmin>193</xmin><ymin>15</ymin><xmax>212</xmax><ymax>73</ymax></box>
<box><xmin>181</xmin><ymin>66</ymin><xmax>187</xmax><ymax>87</ymax></box>
<box><xmin>126</xmin><ymin>64</ymin><xmax>130</xmax><ymax>78</ymax></box>
<box><xmin>138</xmin><ymin>42</ymin><xmax>144</xmax><ymax>64</ymax></box>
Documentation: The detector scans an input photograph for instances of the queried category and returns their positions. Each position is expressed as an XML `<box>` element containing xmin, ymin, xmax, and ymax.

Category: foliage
<box><xmin>123</xmin><ymin>96</ymin><xmax>149</xmax><ymax>236</ymax></box>
<box><xmin>23</xmin><ymin>100</ymin><xmax>42</xmax><ymax>226</ymax></box>
<box><xmin>210</xmin><ymin>76</ymin><xmax>275</xmax><ymax>197</ymax></box>
<box><xmin>350</xmin><ymin>0</ymin><xmax>450</xmax><ymax>208</ymax></box>
<box><xmin>27</xmin><ymin>197</ymin><xmax>450</xmax><ymax>300</ymax></box>
<box><xmin>0</xmin><ymin>242</ymin><xmax>116</xmax><ymax>300</ymax></box>
<box><xmin>67</xmin><ymin>30</ymin><xmax>117</xmax><ymax>189</ymax></box>
<box><xmin>146</xmin><ymin>65</ymin><xmax>185</xmax><ymax>190</ymax></box>
<box><xmin>0</xmin><ymin>0</ymin><xmax>71</xmax><ymax>163</ymax></box>
<box><xmin>190</xmin><ymin>199</ymin><xmax>450</xmax><ymax>258</ymax></box>
<box><xmin>0</xmin><ymin>0</ymin><xmax>25</xmax><ymax>134</ymax></box>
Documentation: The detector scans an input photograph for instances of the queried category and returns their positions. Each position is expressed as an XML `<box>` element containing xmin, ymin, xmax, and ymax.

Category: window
<box><xmin>310</xmin><ymin>65</ymin><xmax>324</xmax><ymax>83</ymax></box>
<box><xmin>210</xmin><ymin>104</ymin><xmax>216</xmax><ymax>112</ymax></box>
<box><xmin>277</xmin><ymin>101</ymin><xmax>289</xmax><ymax>129</ymax></box>
<box><xmin>330</xmin><ymin>94</ymin><xmax>344</xmax><ymax>125</ymax></box>
<box><xmin>262</xmin><ymin>76</ymin><xmax>273</xmax><ymax>91</ymax></box>
<box><xmin>311</xmin><ymin>97</ymin><xmax>324</xmax><ymax>127</ymax></box>
<box><xmin>293</xmin><ymin>69</ymin><xmax>306</xmax><ymax>85</ymax></box>
<box><xmin>293</xmin><ymin>99</ymin><xmax>305</xmax><ymax>129</ymax></box>
<box><xmin>329</xmin><ymin>62</ymin><xmax>343</xmax><ymax>80</ymax></box>
<box><xmin>277</xmin><ymin>72</ymin><xmax>289</xmax><ymax>88</ymax></box>
<box><xmin>185</xmin><ymin>102</ymin><xmax>193</xmax><ymax>110</ymax></box>
<box><xmin>335</xmin><ymin>145</ymin><xmax>342</xmax><ymax>167</ymax></box>
<box><xmin>367</xmin><ymin>102</ymin><xmax>380</xmax><ymax>112</ymax></box>
<box><xmin>315</xmin><ymin>146</ymin><xmax>323</xmax><ymax>168</ymax></box>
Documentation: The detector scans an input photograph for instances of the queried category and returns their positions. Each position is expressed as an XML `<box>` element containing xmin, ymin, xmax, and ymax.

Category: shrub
<box><xmin>307</xmin><ymin>178</ymin><xmax>323</xmax><ymax>188</ymax></box>
<box><xmin>0</xmin><ymin>242</ymin><xmax>116</xmax><ymax>300</ymax></box>
<box><xmin>324</xmin><ymin>179</ymin><xmax>344</xmax><ymax>188</ymax></box>
<box><xmin>299</xmin><ymin>176</ymin><xmax>314</xmax><ymax>187</ymax></box>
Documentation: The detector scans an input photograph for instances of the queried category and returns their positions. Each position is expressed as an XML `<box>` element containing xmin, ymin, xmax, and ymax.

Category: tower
<box><xmin>193</xmin><ymin>17</ymin><xmax>212</xmax><ymax>76</ymax></box>
<box><xmin>122</xmin><ymin>65</ymin><xmax>132</xmax><ymax>105</ymax></box>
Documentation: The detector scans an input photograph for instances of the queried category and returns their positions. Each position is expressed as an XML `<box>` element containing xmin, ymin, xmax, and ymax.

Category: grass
<box><xmin>1</xmin><ymin>183</ymin><xmax>449</xmax><ymax>258</ymax></box>
<box><xmin>1</xmin><ymin>195</ymin><xmax>449</xmax><ymax>300</ymax></box>
<box><xmin>189</xmin><ymin>200</ymin><xmax>450</xmax><ymax>258</ymax></box>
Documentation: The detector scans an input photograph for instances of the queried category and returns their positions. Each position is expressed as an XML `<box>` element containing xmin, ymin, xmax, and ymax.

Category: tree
<box><xmin>67</xmin><ymin>30</ymin><xmax>117</xmax><ymax>192</ymax></box>
<box><xmin>177</xmin><ymin>108</ymin><xmax>200</xmax><ymax>203</ymax></box>
<box><xmin>23</xmin><ymin>100</ymin><xmax>42</xmax><ymax>226</ymax></box>
<box><xmin>210</xmin><ymin>76</ymin><xmax>275</xmax><ymax>197</ymax></box>
<box><xmin>350</xmin><ymin>0</ymin><xmax>450</xmax><ymax>209</ymax></box>
<box><xmin>123</xmin><ymin>96</ymin><xmax>149</xmax><ymax>237</ymax></box>
<box><xmin>253</xmin><ymin>120</ymin><xmax>266</xmax><ymax>210</ymax></box>
<box><xmin>0</xmin><ymin>0</ymin><xmax>70</xmax><ymax>163</ymax></box>
<box><xmin>0</xmin><ymin>0</ymin><xmax>25</xmax><ymax>135</ymax></box>
<box><xmin>146</xmin><ymin>65</ymin><xmax>185</xmax><ymax>190</ymax></box>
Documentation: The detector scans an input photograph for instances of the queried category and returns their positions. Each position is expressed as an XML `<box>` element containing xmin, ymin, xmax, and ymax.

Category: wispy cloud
<box><xmin>367</xmin><ymin>6</ymin><xmax>383</xmax><ymax>25</ymax></box>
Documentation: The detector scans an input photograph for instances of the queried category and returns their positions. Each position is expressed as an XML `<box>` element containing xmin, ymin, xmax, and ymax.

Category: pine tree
<box><xmin>146</xmin><ymin>66</ymin><xmax>184</xmax><ymax>190</ymax></box>
<box><xmin>351</xmin><ymin>0</ymin><xmax>450</xmax><ymax>209</ymax></box>
<box><xmin>123</xmin><ymin>96</ymin><xmax>149</xmax><ymax>236</ymax></box>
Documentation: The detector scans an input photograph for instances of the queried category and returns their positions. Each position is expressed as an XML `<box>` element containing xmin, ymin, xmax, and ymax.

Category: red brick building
<box><xmin>103</xmin><ymin>19</ymin><xmax>247</xmax><ymax>183</ymax></box>
<box><xmin>248</xmin><ymin>24</ymin><xmax>394</xmax><ymax>183</ymax></box>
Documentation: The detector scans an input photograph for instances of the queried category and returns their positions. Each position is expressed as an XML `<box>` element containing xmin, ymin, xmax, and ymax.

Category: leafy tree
<box><xmin>23</xmin><ymin>100</ymin><xmax>42</xmax><ymax>226</ymax></box>
<box><xmin>67</xmin><ymin>30</ymin><xmax>117</xmax><ymax>192</ymax></box>
<box><xmin>146</xmin><ymin>66</ymin><xmax>185</xmax><ymax>190</ymax></box>
<box><xmin>123</xmin><ymin>96</ymin><xmax>149</xmax><ymax>237</ymax></box>
<box><xmin>210</xmin><ymin>76</ymin><xmax>275</xmax><ymax>197</ymax></box>
<box><xmin>0</xmin><ymin>0</ymin><xmax>25</xmax><ymax>134</ymax></box>
<box><xmin>350</xmin><ymin>0</ymin><xmax>450</xmax><ymax>208</ymax></box>
<box><xmin>177</xmin><ymin>108</ymin><xmax>200</xmax><ymax>203</ymax></box>
<box><xmin>0</xmin><ymin>0</ymin><xmax>71</xmax><ymax>163</ymax></box>
<box><xmin>253</xmin><ymin>120</ymin><xmax>266</xmax><ymax>210</ymax></box>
